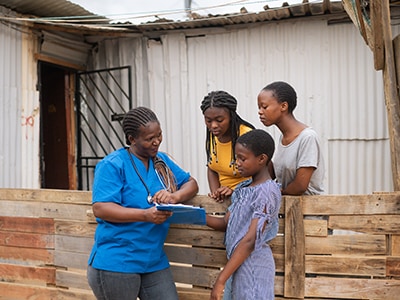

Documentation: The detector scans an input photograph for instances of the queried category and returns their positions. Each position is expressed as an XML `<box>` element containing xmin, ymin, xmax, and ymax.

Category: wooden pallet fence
<box><xmin>0</xmin><ymin>188</ymin><xmax>400</xmax><ymax>299</ymax></box>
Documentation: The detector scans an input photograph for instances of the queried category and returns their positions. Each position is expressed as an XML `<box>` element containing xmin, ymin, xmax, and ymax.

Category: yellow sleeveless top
<box><xmin>207</xmin><ymin>125</ymin><xmax>253</xmax><ymax>189</ymax></box>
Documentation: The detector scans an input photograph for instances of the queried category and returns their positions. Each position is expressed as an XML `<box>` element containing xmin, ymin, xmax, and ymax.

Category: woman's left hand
<box><xmin>152</xmin><ymin>190</ymin><xmax>177</xmax><ymax>204</ymax></box>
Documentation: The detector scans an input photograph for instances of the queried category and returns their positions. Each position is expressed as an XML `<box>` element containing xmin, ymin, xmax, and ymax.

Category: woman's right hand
<box><xmin>144</xmin><ymin>206</ymin><xmax>173</xmax><ymax>224</ymax></box>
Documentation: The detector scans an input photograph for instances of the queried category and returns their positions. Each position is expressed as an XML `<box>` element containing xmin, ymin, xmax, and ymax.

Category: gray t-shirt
<box><xmin>272</xmin><ymin>127</ymin><xmax>324</xmax><ymax>195</ymax></box>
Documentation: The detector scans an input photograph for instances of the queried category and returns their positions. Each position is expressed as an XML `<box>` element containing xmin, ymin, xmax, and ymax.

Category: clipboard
<box><xmin>156</xmin><ymin>204</ymin><xmax>206</xmax><ymax>225</ymax></box>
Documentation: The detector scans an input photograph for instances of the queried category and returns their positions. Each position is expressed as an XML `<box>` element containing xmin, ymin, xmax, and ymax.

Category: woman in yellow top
<box><xmin>200</xmin><ymin>91</ymin><xmax>255</xmax><ymax>203</ymax></box>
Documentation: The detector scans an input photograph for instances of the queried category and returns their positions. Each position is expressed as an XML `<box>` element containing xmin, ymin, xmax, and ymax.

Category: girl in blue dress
<box><xmin>206</xmin><ymin>129</ymin><xmax>281</xmax><ymax>300</ymax></box>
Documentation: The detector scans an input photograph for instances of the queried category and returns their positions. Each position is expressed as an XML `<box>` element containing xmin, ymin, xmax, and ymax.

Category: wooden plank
<box><xmin>55</xmin><ymin>220</ymin><xmax>97</xmax><ymax>237</ymax></box>
<box><xmin>35</xmin><ymin>53</ymin><xmax>86</xmax><ymax>70</ymax></box>
<box><xmin>56</xmin><ymin>269</ymin><xmax>90</xmax><ymax>290</ymax></box>
<box><xmin>304</xmin><ymin>219</ymin><xmax>327</xmax><ymax>236</ymax></box>
<box><xmin>269</xmin><ymin>235</ymin><xmax>284</xmax><ymax>255</ymax></box>
<box><xmin>0</xmin><ymin>245</ymin><xmax>54</xmax><ymax>265</ymax></box>
<box><xmin>0</xmin><ymin>188</ymin><xmax>91</xmax><ymax>204</ymax></box>
<box><xmin>57</xmin><ymin>287</ymin><xmax>96</xmax><ymax>300</ymax></box>
<box><xmin>289</xmin><ymin>0</ymin><xmax>309</xmax><ymax>17</ymax></box>
<box><xmin>284</xmin><ymin>196</ymin><xmax>305</xmax><ymax>298</ymax></box>
<box><xmin>0</xmin><ymin>263</ymin><xmax>55</xmax><ymax>285</ymax></box>
<box><xmin>342</xmin><ymin>0</ymin><xmax>373</xmax><ymax>51</ymax></box>
<box><xmin>66</xmin><ymin>73</ymin><xmax>78</xmax><ymax>190</ymax></box>
<box><xmin>54</xmin><ymin>250</ymin><xmax>89</xmax><ymax>270</ymax></box>
<box><xmin>305</xmin><ymin>276</ymin><xmax>400</xmax><ymax>298</ymax></box>
<box><xmin>392</xmin><ymin>235</ymin><xmax>400</xmax><ymax>255</ymax></box>
<box><xmin>165</xmin><ymin>227</ymin><xmax>225</xmax><ymax>248</ymax></box>
<box><xmin>354</xmin><ymin>0</ymin><xmax>368</xmax><ymax>44</ymax></box>
<box><xmin>387</xmin><ymin>256</ymin><xmax>400</xmax><ymax>277</ymax></box>
<box><xmin>0</xmin><ymin>282</ymin><xmax>59</xmax><ymax>299</ymax></box>
<box><xmin>306</xmin><ymin>234</ymin><xmax>387</xmax><ymax>255</ymax></box>
<box><xmin>176</xmin><ymin>287</ymin><xmax>211</xmax><ymax>300</ymax></box>
<box><xmin>164</xmin><ymin>245</ymin><xmax>227</xmax><ymax>267</ymax></box>
<box><xmin>301</xmin><ymin>193</ymin><xmax>400</xmax><ymax>215</ymax></box>
<box><xmin>279</xmin><ymin>217</ymin><xmax>327</xmax><ymax>236</ymax></box>
<box><xmin>0</xmin><ymin>200</ymin><xmax>91</xmax><ymax>221</ymax></box>
<box><xmin>170</xmin><ymin>264</ymin><xmax>220</xmax><ymax>288</ymax></box>
<box><xmin>0</xmin><ymin>216</ymin><xmax>54</xmax><ymax>234</ymax></box>
<box><xmin>0</xmin><ymin>230</ymin><xmax>54</xmax><ymax>249</ymax></box>
<box><xmin>329</xmin><ymin>0</ymin><xmax>345</xmax><ymax>14</ymax></box>
<box><xmin>274</xmin><ymin>275</ymin><xmax>284</xmax><ymax>296</ymax></box>
<box><xmin>55</xmin><ymin>235</ymin><xmax>93</xmax><ymax>253</ymax></box>
<box><xmin>370</xmin><ymin>0</ymin><xmax>384</xmax><ymax>70</ymax></box>
<box><xmin>306</xmin><ymin>255</ymin><xmax>386</xmax><ymax>277</ymax></box>
<box><xmin>309</xmin><ymin>0</ymin><xmax>328</xmax><ymax>15</ymax></box>
<box><xmin>329</xmin><ymin>214</ymin><xmax>400</xmax><ymax>234</ymax></box>
<box><xmin>274</xmin><ymin>253</ymin><xmax>284</xmax><ymax>273</ymax></box>
<box><xmin>381</xmin><ymin>0</ymin><xmax>400</xmax><ymax>191</ymax></box>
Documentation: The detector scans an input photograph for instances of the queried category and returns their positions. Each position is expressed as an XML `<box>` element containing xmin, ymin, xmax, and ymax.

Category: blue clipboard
<box><xmin>156</xmin><ymin>204</ymin><xmax>206</xmax><ymax>225</ymax></box>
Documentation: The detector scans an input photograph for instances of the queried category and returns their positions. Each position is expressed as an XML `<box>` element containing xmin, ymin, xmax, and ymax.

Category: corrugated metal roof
<box><xmin>126</xmin><ymin>1</ymin><xmax>347</xmax><ymax>32</ymax></box>
<box><xmin>0</xmin><ymin>0</ymin><xmax>97</xmax><ymax>18</ymax></box>
<box><xmin>2</xmin><ymin>0</ymin><xmax>400</xmax><ymax>37</ymax></box>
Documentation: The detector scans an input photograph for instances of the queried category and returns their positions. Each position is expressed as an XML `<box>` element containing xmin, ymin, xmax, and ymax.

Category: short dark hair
<box><xmin>122</xmin><ymin>107</ymin><xmax>159</xmax><ymax>145</ymax></box>
<box><xmin>262</xmin><ymin>81</ymin><xmax>297</xmax><ymax>113</ymax></box>
<box><xmin>236</xmin><ymin>129</ymin><xmax>275</xmax><ymax>162</ymax></box>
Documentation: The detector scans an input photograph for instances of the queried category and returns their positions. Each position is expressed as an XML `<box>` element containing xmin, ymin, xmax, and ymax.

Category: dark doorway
<box><xmin>39</xmin><ymin>62</ymin><xmax>76</xmax><ymax>189</ymax></box>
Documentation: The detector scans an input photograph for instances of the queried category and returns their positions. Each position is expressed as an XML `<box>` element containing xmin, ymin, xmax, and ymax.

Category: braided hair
<box><xmin>200</xmin><ymin>91</ymin><xmax>255</xmax><ymax>167</ymax></box>
<box><xmin>122</xmin><ymin>106</ymin><xmax>159</xmax><ymax>145</ymax></box>
<box><xmin>262</xmin><ymin>81</ymin><xmax>297</xmax><ymax>113</ymax></box>
<box><xmin>123</xmin><ymin>107</ymin><xmax>177</xmax><ymax>192</ymax></box>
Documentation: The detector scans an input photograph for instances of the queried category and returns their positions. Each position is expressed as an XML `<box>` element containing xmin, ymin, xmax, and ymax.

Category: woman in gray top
<box><xmin>257</xmin><ymin>81</ymin><xmax>324</xmax><ymax>195</ymax></box>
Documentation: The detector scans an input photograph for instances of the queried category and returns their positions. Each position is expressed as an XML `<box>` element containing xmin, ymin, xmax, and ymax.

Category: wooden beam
<box><xmin>284</xmin><ymin>196</ymin><xmax>305</xmax><ymax>298</ymax></box>
<box><xmin>354</xmin><ymin>0</ymin><xmax>368</xmax><ymax>44</ymax></box>
<box><xmin>371</xmin><ymin>0</ymin><xmax>385</xmax><ymax>70</ymax></box>
<box><xmin>342</xmin><ymin>0</ymin><xmax>373</xmax><ymax>51</ymax></box>
<box><xmin>34</xmin><ymin>53</ymin><xmax>86</xmax><ymax>71</ymax></box>
<box><xmin>65</xmin><ymin>73</ymin><xmax>77</xmax><ymax>189</ymax></box>
<box><xmin>382</xmin><ymin>0</ymin><xmax>400</xmax><ymax>191</ymax></box>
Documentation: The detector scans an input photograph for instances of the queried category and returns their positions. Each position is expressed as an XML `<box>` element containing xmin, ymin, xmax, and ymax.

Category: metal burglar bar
<box><xmin>76</xmin><ymin>66</ymin><xmax>132</xmax><ymax>190</ymax></box>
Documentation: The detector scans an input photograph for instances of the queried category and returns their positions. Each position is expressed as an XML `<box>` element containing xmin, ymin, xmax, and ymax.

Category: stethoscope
<box><xmin>127</xmin><ymin>148</ymin><xmax>171</xmax><ymax>204</ymax></box>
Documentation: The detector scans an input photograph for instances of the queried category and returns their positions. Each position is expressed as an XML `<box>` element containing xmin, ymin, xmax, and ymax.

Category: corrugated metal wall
<box><xmin>0</xmin><ymin>6</ymin><xmax>40</xmax><ymax>188</ymax></box>
<box><xmin>90</xmin><ymin>17</ymin><xmax>395</xmax><ymax>195</ymax></box>
<box><xmin>0</xmin><ymin>10</ymin><xmax>396</xmax><ymax>194</ymax></box>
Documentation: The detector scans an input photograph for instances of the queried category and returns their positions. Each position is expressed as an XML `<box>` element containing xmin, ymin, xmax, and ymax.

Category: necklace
<box><xmin>127</xmin><ymin>148</ymin><xmax>153</xmax><ymax>204</ymax></box>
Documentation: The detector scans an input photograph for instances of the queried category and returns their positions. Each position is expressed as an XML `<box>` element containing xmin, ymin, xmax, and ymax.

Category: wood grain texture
<box><xmin>1</xmin><ymin>189</ymin><xmax>400</xmax><ymax>299</ymax></box>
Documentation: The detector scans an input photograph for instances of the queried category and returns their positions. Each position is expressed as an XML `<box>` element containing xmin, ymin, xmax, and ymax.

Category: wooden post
<box><xmin>370</xmin><ymin>0</ymin><xmax>384</xmax><ymax>70</ymax></box>
<box><xmin>381</xmin><ymin>0</ymin><xmax>400</xmax><ymax>190</ymax></box>
<box><xmin>343</xmin><ymin>0</ymin><xmax>400</xmax><ymax>190</ymax></box>
<box><xmin>284</xmin><ymin>196</ymin><xmax>305</xmax><ymax>298</ymax></box>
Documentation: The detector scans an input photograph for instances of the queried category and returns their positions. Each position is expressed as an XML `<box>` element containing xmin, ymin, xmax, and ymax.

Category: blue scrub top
<box><xmin>88</xmin><ymin>148</ymin><xmax>191</xmax><ymax>273</ymax></box>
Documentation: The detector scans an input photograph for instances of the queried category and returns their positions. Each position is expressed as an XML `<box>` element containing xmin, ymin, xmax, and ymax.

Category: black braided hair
<box><xmin>261</xmin><ymin>81</ymin><xmax>297</xmax><ymax>113</ymax></box>
<box><xmin>236</xmin><ymin>129</ymin><xmax>275</xmax><ymax>163</ymax></box>
<box><xmin>122</xmin><ymin>106</ymin><xmax>159</xmax><ymax>145</ymax></box>
<box><xmin>123</xmin><ymin>107</ymin><xmax>177</xmax><ymax>193</ymax></box>
<box><xmin>200</xmin><ymin>91</ymin><xmax>255</xmax><ymax>167</ymax></box>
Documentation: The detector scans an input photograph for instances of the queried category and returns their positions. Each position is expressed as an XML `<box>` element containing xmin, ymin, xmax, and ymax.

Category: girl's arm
<box><xmin>206</xmin><ymin>212</ymin><xmax>229</xmax><ymax>232</ymax></box>
<box><xmin>210</xmin><ymin>218</ymin><xmax>258</xmax><ymax>300</ymax></box>
<box><xmin>207</xmin><ymin>167</ymin><xmax>221</xmax><ymax>193</ymax></box>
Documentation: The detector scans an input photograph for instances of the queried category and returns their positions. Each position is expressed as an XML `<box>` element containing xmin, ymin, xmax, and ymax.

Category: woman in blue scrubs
<box><xmin>87</xmin><ymin>107</ymin><xmax>198</xmax><ymax>300</ymax></box>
